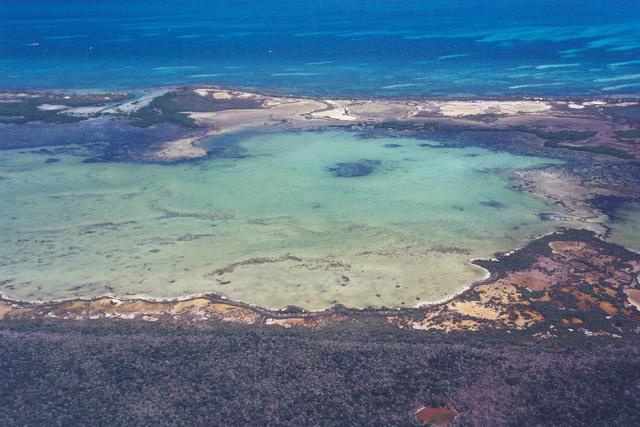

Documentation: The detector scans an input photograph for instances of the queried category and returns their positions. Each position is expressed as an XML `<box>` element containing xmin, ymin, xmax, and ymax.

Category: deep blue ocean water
<box><xmin>1</xmin><ymin>0</ymin><xmax>639</xmax><ymax>97</ymax></box>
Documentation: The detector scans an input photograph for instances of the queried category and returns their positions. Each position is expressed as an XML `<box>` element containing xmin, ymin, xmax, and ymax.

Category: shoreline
<box><xmin>2</xmin><ymin>228</ymin><xmax>639</xmax><ymax>335</ymax></box>
<box><xmin>3</xmin><ymin>83</ymin><xmax>640</xmax><ymax>104</ymax></box>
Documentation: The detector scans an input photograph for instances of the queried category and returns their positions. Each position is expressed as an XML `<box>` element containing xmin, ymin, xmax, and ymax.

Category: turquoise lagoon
<box><xmin>0</xmin><ymin>131</ymin><xmax>563</xmax><ymax>309</ymax></box>
<box><xmin>608</xmin><ymin>202</ymin><xmax>640</xmax><ymax>253</ymax></box>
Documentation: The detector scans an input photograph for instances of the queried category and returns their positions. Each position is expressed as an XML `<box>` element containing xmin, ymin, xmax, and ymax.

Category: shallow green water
<box><xmin>607</xmin><ymin>202</ymin><xmax>640</xmax><ymax>253</ymax></box>
<box><xmin>0</xmin><ymin>130</ymin><xmax>562</xmax><ymax>309</ymax></box>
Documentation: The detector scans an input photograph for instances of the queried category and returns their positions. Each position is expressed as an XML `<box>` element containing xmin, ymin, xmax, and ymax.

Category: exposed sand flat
<box><xmin>189</xmin><ymin>98</ymin><xmax>327</xmax><ymax>129</ymax></box>
<box><xmin>625</xmin><ymin>288</ymin><xmax>640</xmax><ymax>310</ymax></box>
<box><xmin>0</xmin><ymin>300</ymin><xmax>14</xmax><ymax>318</ymax></box>
<box><xmin>449</xmin><ymin>301</ymin><xmax>500</xmax><ymax>320</ymax></box>
<box><xmin>350</xmin><ymin>100</ymin><xmax>415</xmax><ymax>119</ymax></box>
<box><xmin>436</xmin><ymin>100</ymin><xmax>551</xmax><ymax>117</ymax></box>
<box><xmin>37</xmin><ymin>104</ymin><xmax>69</xmax><ymax>111</ymax></box>
<box><xmin>149</xmin><ymin>135</ymin><xmax>210</xmax><ymax>161</ymax></box>
<box><xmin>610</xmin><ymin>101</ymin><xmax>639</xmax><ymax>107</ymax></box>
<box><xmin>100</xmin><ymin>88</ymin><xmax>173</xmax><ymax>115</ymax></box>
<box><xmin>308</xmin><ymin>100</ymin><xmax>357</xmax><ymax>121</ymax></box>
<box><xmin>565</xmin><ymin>100</ymin><xmax>638</xmax><ymax>109</ymax></box>
<box><xmin>514</xmin><ymin>168</ymin><xmax>611</xmax><ymax>235</ymax></box>
<box><xmin>195</xmin><ymin>88</ymin><xmax>234</xmax><ymax>99</ymax></box>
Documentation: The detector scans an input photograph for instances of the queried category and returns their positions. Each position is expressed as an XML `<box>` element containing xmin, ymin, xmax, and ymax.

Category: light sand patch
<box><xmin>437</xmin><ymin>101</ymin><xmax>551</xmax><ymax>117</ymax></box>
<box><xmin>348</xmin><ymin>101</ymin><xmax>414</xmax><ymax>119</ymax></box>
<box><xmin>37</xmin><ymin>104</ymin><xmax>69</xmax><ymax>111</ymax></box>
<box><xmin>583</xmin><ymin>100</ymin><xmax>608</xmax><ymax>106</ymax></box>
<box><xmin>212</xmin><ymin>91</ymin><xmax>233</xmax><ymax>100</ymax></box>
<box><xmin>149</xmin><ymin>135</ymin><xmax>209</xmax><ymax>161</ymax></box>
<box><xmin>549</xmin><ymin>240</ymin><xmax>587</xmax><ymax>254</ymax></box>
<box><xmin>265</xmin><ymin>317</ymin><xmax>307</xmax><ymax>328</ymax></box>
<box><xmin>624</xmin><ymin>288</ymin><xmax>640</xmax><ymax>310</ymax></box>
<box><xmin>0</xmin><ymin>300</ymin><xmax>14</xmax><ymax>319</ymax></box>
<box><xmin>194</xmin><ymin>88</ymin><xmax>214</xmax><ymax>97</ymax></box>
<box><xmin>189</xmin><ymin>98</ymin><xmax>328</xmax><ymax>130</ymax></box>
<box><xmin>611</xmin><ymin>101</ymin><xmax>639</xmax><ymax>107</ymax></box>
<box><xmin>308</xmin><ymin>100</ymin><xmax>357</xmax><ymax>121</ymax></box>
<box><xmin>100</xmin><ymin>88</ymin><xmax>173</xmax><ymax>115</ymax></box>
<box><xmin>449</xmin><ymin>301</ymin><xmax>500</xmax><ymax>320</ymax></box>
<box><xmin>194</xmin><ymin>88</ymin><xmax>234</xmax><ymax>99</ymax></box>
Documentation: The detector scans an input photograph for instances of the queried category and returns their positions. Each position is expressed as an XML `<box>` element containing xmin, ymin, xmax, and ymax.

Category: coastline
<box><xmin>2</xmin><ymin>228</ymin><xmax>639</xmax><ymax>337</ymax></box>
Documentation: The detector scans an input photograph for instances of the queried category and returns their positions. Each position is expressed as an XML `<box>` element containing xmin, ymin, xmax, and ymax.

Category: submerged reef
<box><xmin>327</xmin><ymin>159</ymin><xmax>381</xmax><ymax>177</ymax></box>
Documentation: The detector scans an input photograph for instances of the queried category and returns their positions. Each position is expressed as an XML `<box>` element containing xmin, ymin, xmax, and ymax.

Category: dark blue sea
<box><xmin>1</xmin><ymin>0</ymin><xmax>639</xmax><ymax>97</ymax></box>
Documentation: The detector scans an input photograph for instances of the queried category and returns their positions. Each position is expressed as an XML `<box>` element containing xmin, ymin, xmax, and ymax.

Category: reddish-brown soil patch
<box><xmin>415</xmin><ymin>407</ymin><xmax>458</xmax><ymax>426</ymax></box>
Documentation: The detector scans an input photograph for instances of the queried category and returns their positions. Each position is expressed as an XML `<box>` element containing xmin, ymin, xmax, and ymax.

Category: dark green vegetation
<box><xmin>606</xmin><ymin>104</ymin><xmax>640</xmax><ymax>125</ymax></box>
<box><xmin>0</xmin><ymin>93</ymin><xmax>130</xmax><ymax>124</ymax></box>
<box><xmin>201</xmin><ymin>132</ymin><xmax>250</xmax><ymax>159</ymax></box>
<box><xmin>562</xmin><ymin>145</ymin><xmax>635</xmax><ymax>159</ymax></box>
<box><xmin>372</xmin><ymin>121</ymin><xmax>635</xmax><ymax>159</ymax></box>
<box><xmin>588</xmin><ymin>194</ymin><xmax>634</xmax><ymax>220</ymax></box>
<box><xmin>327</xmin><ymin>159</ymin><xmax>381</xmax><ymax>177</ymax></box>
<box><xmin>508</xmin><ymin>127</ymin><xmax>597</xmax><ymax>144</ymax></box>
<box><xmin>475</xmin><ymin>229</ymin><xmax>633</xmax><ymax>280</ymax></box>
<box><xmin>508</xmin><ymin>126</ymin><xmax>633</xmax><ymax>159</ymax></box>
<box><xmin>129</xmin><ymin>88</ymin><xmax>264</xmax><ymax>128</ymax></box>
<box><xmin>1</xmin><ymin>320</ymin><xmax>639</xmax><ymax>426</ymax></box>
<box><xmin>616</xmin><ymin>129</ymin><xmax>640</xmax><ymax>140</ymax></box>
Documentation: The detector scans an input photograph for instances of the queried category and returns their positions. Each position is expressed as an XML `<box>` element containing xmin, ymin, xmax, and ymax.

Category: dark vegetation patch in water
<box><xmin>508</xmin><ymin>127</ymin><xmax>597</xmax><ymax>144</ymax></box>
<box><xmin>327</xmin><ymin>159</ymin><xmax>381</xmax><ymax>177</ymax></box>
<box><xmin>538</xmin><ymin>212</ymin><xmax>562</xmax><ymax>221</ymax></box>
<box><xmin>568</xmin><ymin>162</ymin><xmax>640</xmax><ymax>199</ymax></box>
<box><xmin>201</xmin><ymin>133</ymin><xmax>250</xmax><ymax>160</ymax></box>
<box><xmin>1</xmin><ymin>118</ymin><xmax>198</xmax><ymax>164</ymax></box>
<box><xmin>383</xmin><ymin>143</ymin><xmax>402</xmax><ymax>148</ymax></box>
<box><xmin>589</xmin><ymin>194</ymin><xmax>635</xmax><ymax>221</ymax></box>
<box><xmin>480</xmin><ymin>199</ymin><xmax>505</xmax><ymax>209</ymax></box>
<box><xmin>0</xmin><ymin>118</ymin><xmax>188</xmax><ymax>157</ymax></box>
